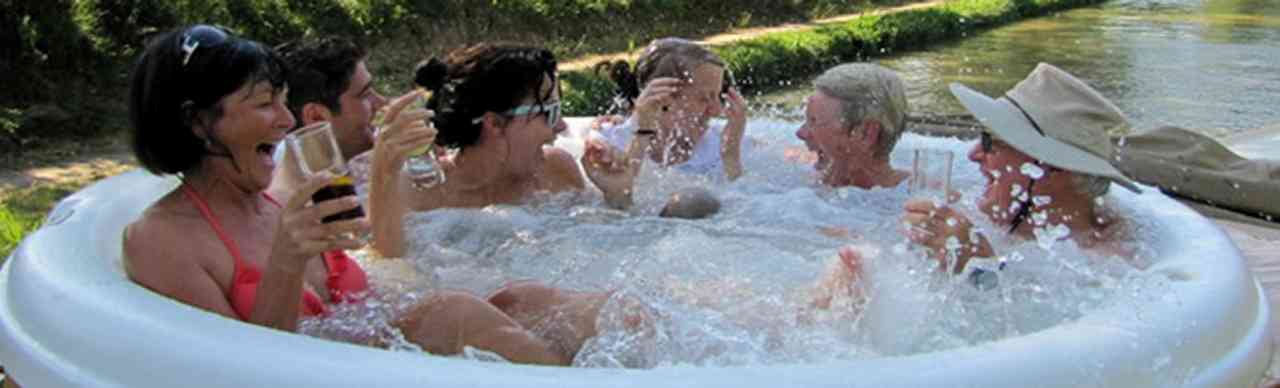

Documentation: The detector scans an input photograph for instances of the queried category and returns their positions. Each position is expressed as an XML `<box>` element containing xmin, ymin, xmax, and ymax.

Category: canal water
<box><xmin>759</xmin><ymin>0</ymin><xmax>1280</xmax><ymax>138</ymax></box>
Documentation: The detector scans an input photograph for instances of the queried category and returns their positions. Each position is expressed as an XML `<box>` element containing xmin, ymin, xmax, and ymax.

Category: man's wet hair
<box><xmin>813</xmin><ymin>63</ymin><xmax>909</xmax><ymax>160</ymax></box>
<box><xmin>275</xmin><ymin>37</ymin><xmax>368</xmax><ymax>130</ymax></box>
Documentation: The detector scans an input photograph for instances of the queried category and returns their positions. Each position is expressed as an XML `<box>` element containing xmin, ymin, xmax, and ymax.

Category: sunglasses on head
<box><xmin>471</xmin><ymin>101</ymin><xmax>562</xmax><ymax>127</ymax></box>
<box><xmin>179</xmin><ymin>25</ymin><xmax>231</xmax><ymax>67</ymax></box>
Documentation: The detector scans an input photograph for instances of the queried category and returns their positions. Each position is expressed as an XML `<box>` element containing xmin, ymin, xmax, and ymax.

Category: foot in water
<box><xmin>809</xmin><ymin>245</ymin><xmax>868</xmax><ymax>310</ymax></box>
<box><xmin>488</xmin><ymin>281</ymin><xmax>655</xmax><ymax>363</ymax></box>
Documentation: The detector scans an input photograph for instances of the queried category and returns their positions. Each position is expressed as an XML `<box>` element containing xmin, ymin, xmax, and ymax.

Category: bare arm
<box><xmin>720</xmin><ymin>87</ymin><xmax>748</xmax><ymax>181</ymax></box>
<box><xmin>366</xmin><ymin>92</ymin><xmax>435</xmax><ymax>258</ymax></box>
<box><xmin>582</xmin><ymin>134</ymin><xmax>649</xmax><ymax>209</ymax></box>
<box><xmin>368</xmin><ymin>166</ymin><xmax>414</xmax><ymax>258</ymax></box>
<box><xmin>255</xmin><ymin>176</ymin><xmax>369</xmax><ymax>331</ymax></box>
<box><xmin>124</xmin><ymin>221</ymin><xmax>239</xmax><ymax>320</ymax></box>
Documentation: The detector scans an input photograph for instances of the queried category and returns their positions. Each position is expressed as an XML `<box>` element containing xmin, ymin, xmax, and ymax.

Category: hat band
<box><xmin>1004</xmin><ymin>95</ymin><xmax>1047</xmax><ymax>137</ymax></box>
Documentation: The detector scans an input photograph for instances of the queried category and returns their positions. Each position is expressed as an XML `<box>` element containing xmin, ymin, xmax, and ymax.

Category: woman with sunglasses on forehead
<box><xmin>123</xmin><ymin>26</ymin><xmax>595</xmax><ymax>366</ymax></box>
<box><xmin>898</xmin><ymin>63</ymin><xmax>1143</xmax><ymax>278</ymax></box>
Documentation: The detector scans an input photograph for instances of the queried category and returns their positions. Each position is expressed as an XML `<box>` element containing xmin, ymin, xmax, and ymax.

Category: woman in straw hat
<box><xmin>899</xmin><ymin>63</ymin><xmax>1143</xmax><ymax>278</ymax></box>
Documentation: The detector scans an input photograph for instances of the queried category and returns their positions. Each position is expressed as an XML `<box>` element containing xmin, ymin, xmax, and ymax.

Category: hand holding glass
<box><xmin>400</xmin><ymin>89</ymin><xmax>446</xmax><ymax>190</ymax></box>
<box><xmin>286</xmin><ymin>122</ymin><xmax>365</xmax><ymax>223</ymax></box>
<box><xmin>908</xmin><ymin>149</ymin><xmax>954</xmax><ymax>204</ymax></box>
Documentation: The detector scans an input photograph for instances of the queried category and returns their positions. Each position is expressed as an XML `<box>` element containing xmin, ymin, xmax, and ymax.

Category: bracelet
<box><xmin>635</xmin><ymin>128</ymin><xmax>658</xmax><ymax>136</ymax></box>
<box><xmin>965</xmin><ymin>256</ymin><xmax>1007</xmax><ymax>291</ymax></box>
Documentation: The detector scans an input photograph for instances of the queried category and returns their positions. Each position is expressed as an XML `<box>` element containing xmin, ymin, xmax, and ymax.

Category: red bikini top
<box><xmin>180</xmin><ymin>184</ymin><xmax>369</xmax><ymax>321</ymax></box>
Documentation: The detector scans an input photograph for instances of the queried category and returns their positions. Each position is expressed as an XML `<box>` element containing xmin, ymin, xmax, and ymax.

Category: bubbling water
<box><xmin>301</xmin><ymin>117</ymin><xmax>1156</xmax><ymax>367</ymax></box>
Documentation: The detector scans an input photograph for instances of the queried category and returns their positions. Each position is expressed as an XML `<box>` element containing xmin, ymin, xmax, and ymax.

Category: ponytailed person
<box><xmin>594</xmin><ymin>38</ymin><xmax>750</xmax><ymax>181</ymax></box>
<box><xmin>368</xmin><ymin>42</ymin><xmax>645</xmax><ymax>257</ymax></box>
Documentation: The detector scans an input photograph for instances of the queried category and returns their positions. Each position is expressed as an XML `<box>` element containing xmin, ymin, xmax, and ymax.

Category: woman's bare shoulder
<box><xmin>123</xmin><ymin>195</ymin><xmax>218</xmax><ymax>282</ymax></box>
<box><xmin>541</xmin><ymin>147</ymin><xmax>586</xmax><ymax>191</ymax></box>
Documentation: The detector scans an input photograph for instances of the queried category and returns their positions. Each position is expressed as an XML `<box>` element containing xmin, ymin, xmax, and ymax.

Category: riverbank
<box><xmin>0</xmin><ymin>0</ymin><xmax>1108</xmax><ymax>260</ymax></box>
<box><xmin>560</xmin><ymin>0</ymin><xmax>1109</xmax><ymax>115</ymax></box>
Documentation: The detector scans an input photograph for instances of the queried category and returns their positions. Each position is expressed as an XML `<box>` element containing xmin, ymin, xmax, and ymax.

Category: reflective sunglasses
<box><xmin>180</xmin><ymin>25</ymin><xmax>231</xmax><ymax>67</ymax></box>
<box><xmin>473</xmin><ymin>101</ymin><xmax>562</xmax><ymax>127</ymax></box>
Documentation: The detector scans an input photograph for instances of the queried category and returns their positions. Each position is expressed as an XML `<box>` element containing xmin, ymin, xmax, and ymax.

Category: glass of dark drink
<box><xmin>286</xmin><ymin>122</ymin><xmax>365</xmax><ymax>223</ymax></box>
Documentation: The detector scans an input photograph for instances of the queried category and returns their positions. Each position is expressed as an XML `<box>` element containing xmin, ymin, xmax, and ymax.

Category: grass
<box><xmin>1</xmin><ymin>184</ymin><xmax>79</xmax><ymax>262</ymax></box>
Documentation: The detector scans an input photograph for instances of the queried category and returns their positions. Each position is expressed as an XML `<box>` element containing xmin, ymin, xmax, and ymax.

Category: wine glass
<box><xmin>286</xmin><ymin>122</ymin><xmax>365</xmax><ymax>223</ymax></box>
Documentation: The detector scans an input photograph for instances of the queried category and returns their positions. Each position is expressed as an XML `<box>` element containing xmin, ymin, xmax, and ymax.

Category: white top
<box><xmin>598</xmin><ymin>117</ymin><xmax>741</xmax><ymax>177</ymax></box>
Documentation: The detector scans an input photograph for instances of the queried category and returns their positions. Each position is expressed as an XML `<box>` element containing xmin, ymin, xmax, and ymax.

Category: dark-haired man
<box><xmin>275</xmin><ymin>37</ymin><xmax>386</xmax><ymax>161</ymax></box>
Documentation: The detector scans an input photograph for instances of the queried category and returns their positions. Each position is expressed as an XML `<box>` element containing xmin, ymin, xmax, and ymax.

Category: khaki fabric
<box><xmin>949</xmin><ymin>63</ymin><xmax>1141</xmax><ymax>192</ymax></box>
<box><xmin>1115</xmin><ymin>125</ymin><xmax>1280</xmax><ymax>221</ymax></box>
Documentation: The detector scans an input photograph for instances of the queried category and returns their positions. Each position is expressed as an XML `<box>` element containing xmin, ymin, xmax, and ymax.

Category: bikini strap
<box><xmin>180</xmin><ymin>183</ymin><xmax>247</xmax><ymax>267</ymax></box>
<box><xmin>261</xmin><ymin>192</ymin><xmax>283</xmax><ymax>208</ymax></box>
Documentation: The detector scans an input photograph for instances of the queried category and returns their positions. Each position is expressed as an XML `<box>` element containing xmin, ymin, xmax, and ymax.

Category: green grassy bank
<box><xmin>561</xmin><ymin>0</ymin><xmax>1107</xmax><ymax>115</ymax></box>
<box><xmin>1</xmin><ymin>185</ymin><xmax>77</xmax><ymax>260</ymax></box>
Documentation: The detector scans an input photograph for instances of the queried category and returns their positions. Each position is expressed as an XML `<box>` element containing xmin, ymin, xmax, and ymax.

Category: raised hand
<box><xmin>372</xmin><ymin>91</ymin><xmax>436</xmax><ymax>173</ymax></box>
<box><xmin>268</xmin><ymin>173</ymin><xmax>370</xmax><ymax>274</ymax></box>
<box><xmin>371</xmin><ymin>90</ymin><xmax>435</xmax><ymax>172</ymax></box>
<box><xmin>581</xmin><ymin>137</ymin><xmax>643</xmax><ymax>209</ymax></box>
<box><xmin>633</xmin><ymin>77</ymin><xmax>683</xmax><ymax>130</ymax></box>
<box><xmin>720</xmin><ymin>87</ymin><xmax>748</xmax><ymax>180</ymax></box>
<box><xmin>721</xmin><ymin>87</ymin><xmax>748</xmax><ymax>145</ymax></box>
<box><xmin>901</xmin><ymin>198</ymin><xmax>993</xmax><ymax>274</ymax></box>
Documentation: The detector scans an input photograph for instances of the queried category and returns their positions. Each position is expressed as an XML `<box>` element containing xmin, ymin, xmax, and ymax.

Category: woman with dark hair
<box><xmin>368</xmin><ymin>42</ymin><xmax>643</xmax><ymax>257</ymax></box>
<box><xmin>594</xmin><ymin>37</ymin><xmax>749</xmax><ymax>181</ymax></box>
<box><xmin>123</xmin><ymin>26</ymin><xmax>588</xmax><ymax>365</ymax></box>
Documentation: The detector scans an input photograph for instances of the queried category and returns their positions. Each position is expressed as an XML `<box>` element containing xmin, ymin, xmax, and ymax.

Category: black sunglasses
<box><xmin>180</xmin><ymin>25</ymin><xmax>231</xmax><ymax>67</ymax></box>
<box><xmin>980</xmin><ymin>132</ymin><xmax>993</xmax><ymax>153</ymax></box>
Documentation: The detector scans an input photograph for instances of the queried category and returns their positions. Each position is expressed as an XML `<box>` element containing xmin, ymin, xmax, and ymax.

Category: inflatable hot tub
<box><xmin>0</xmin><ymin>137</ymin><xmax>1272</xmax><ymax>387</ymax></box>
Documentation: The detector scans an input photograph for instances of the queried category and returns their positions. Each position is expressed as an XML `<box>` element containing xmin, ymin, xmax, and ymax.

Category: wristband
<box><xmin>965</xmin><ymin>256</ymin><xmax>1007</xmax><ymax>291</ymax></box>
<box><xmin>635</xmin><ymin>128</ymin><xmax>658</xmax><ymax>136</ymax></box>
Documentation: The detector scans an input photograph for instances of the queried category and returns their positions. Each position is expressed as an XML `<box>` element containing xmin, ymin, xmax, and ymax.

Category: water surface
<box><xmin>760</xmin><ymin>0</ymin><xmax>1280</xmax><ymax>136</ymax></box>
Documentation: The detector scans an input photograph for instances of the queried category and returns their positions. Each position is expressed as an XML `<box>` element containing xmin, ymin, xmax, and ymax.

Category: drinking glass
<box><xmin>401</xmin><ymin>89</ymin><xmax>446</xmax><ymax>190</ymax></box>
<box><xmin>286</xmin><ymin>122</ymin><xmax>365</xmax><ymax>223</ymax></box>
<box><xmin>908</xmin><ymin>148</ymin><xmax>954</xmax><ymax>204</ymax></box>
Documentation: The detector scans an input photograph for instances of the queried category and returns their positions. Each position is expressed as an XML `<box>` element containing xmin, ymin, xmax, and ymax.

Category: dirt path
<box><xmin>0</xmin><ymin>137</ymin><xmax>135</xmax><ymax>194</ymax></box>
<box><xmin>559</xmin><ymin>0</ymin><xmax>948</xmax><ymax>71</ymax></box>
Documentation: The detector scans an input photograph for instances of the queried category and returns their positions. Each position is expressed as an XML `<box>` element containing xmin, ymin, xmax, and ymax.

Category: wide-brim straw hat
<box><xmin>949</xmin><ymin>63</ymin><xmax>1142</xmax><ymax>193</ymax></box>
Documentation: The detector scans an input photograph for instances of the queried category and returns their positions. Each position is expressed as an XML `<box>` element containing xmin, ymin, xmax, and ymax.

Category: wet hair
<box><xmin>275</xmin><ymin>37</ymin><xmax>368</xmax><ymax>129</ymax></box>
<box><xmin>595</xmin><ymin>38</ymin><xmax>727</xmax><ymax>114</ymax></box>
<box><xmin>128</xmin><ymin>25</ymin><xmax>288</xmax><ymax>175</ymax></box>
<box><xmin>813</xmin><ymin>63</ymin><xmax>909</xmax><ymax>159</ymax></box>
<box><xmin>414</xmin><ymin>42</ymin><xmax>558</xmax><ymax>150</ymax></box>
